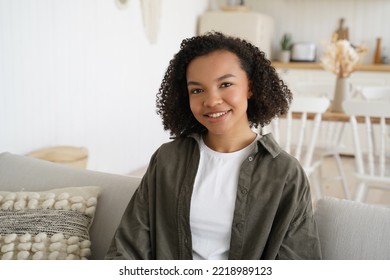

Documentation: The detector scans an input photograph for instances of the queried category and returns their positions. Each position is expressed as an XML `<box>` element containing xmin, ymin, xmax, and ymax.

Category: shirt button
<box><xmin>248</xmin><ymin>156</ymin><xmax>254</xmax><ymax>162</ymax></box>
<box><xmin>241</xmin><ymin>188</ymin><xmax>248</xmax><ymax>195</ymax></box>
<box><xmin>236</xmin><ymin>223</ymin><xmax>244</xmax><ymax>232</ymax></box>
<box><xmin>184</xmin><ymin>238</ymin><xmax>189</xmax><ymax>245</ymax></box>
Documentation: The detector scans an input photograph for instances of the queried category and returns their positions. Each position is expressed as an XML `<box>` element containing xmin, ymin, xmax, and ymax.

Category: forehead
<box><xmin>186</xmin><ymin>50</ymin><xmax>243</xmax><ymax>77</ymax></box>
<box><xmin>190</xmin><ymin>50</ymin><xmax>240</xmax><ymax>65</ymax></box>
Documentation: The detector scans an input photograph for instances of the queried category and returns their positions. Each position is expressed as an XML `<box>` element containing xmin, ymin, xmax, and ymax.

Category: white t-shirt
<box><xmin>190</xmin><ymin>134</ymin><xmax>259</xmax><ymax>260</ymax></box>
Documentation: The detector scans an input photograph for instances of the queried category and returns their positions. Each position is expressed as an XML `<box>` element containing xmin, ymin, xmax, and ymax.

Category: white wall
<box><xmin>0</xmin><ymin>0</ymin><xmax>209</xmax><ymax>174</ymax></box>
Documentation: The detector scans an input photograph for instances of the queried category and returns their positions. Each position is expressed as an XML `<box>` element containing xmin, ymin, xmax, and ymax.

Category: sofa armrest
<box><xmin>315</xmin><ymin>197</ymin><xmax>390</xmax><ymax>259</ymax></box>
<box><xmin>0</xmin><ymin>152</ymin><xmax>141</xmax><ymax>259</ymax></box>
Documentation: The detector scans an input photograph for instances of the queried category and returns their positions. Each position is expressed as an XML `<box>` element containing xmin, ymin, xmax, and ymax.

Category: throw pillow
<box><xmin>0</xmin><ymin>186</ymin><xmax>101</xmax><ymax>260</ymax></box>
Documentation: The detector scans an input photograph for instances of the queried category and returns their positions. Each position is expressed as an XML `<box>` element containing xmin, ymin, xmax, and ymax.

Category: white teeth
<box><xmin>208</xmin><ymin>111</ymin><xmax>228</xmax><ymax>118</ymax></box>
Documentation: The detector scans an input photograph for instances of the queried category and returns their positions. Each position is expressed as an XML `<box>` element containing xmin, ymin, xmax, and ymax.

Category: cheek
<box><xmin>189</xmin><ymin>96</ymin><xmax>200</xmax><ymax>114</ymax></box>
<box><xmin>226</xmin><ymin>91</ymin><xmax>250</xmax><ymax>108</ymax></box>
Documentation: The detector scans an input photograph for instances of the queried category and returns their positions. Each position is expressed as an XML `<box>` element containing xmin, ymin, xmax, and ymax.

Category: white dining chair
<box><xmin>262</xmin><ymin>96</ymin><xmax>330</xmax><ymax>201</ymax></box>
<box><xmin>293</xmin><ymin>82</ymin><xmax>351</xmax><ymax>199</ymax></box>
<box><xmin>342</xmin><ymin>99</ymin><xmax>390</xmax><ymax>202</ymax></box>
<box><xmin>315</xmin><ymin>120</ymin><xmax>351</xmax><ymax>199</ymax></box>
<box><xmin>358</xmin><ymin>86</ymin><xmax>390</xmax><ymax>102</ymax></box>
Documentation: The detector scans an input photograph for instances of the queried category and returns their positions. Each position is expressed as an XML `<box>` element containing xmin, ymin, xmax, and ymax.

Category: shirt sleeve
<box><xmin>276</xmin><ymin>174</ymin><xmax>322</xmax><ymax>260</ymax></box>
<box><xmin>105</xmin><ymin>151</ymin><xmax>158</xmax><ymax>260</ymax></box>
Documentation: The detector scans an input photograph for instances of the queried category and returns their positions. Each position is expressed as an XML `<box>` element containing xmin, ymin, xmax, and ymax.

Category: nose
<box><xmin>203</xmin><ymin>90</ymin><xmax>222</xmax><ymax>107</ymax></box>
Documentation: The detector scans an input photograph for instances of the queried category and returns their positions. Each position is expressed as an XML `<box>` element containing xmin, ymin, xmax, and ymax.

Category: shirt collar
<box><xmin>189</xmin><ymin>133</ymin><xmax>281</xmax><ymax>158</ymax></box>
<box><xmin>257</xmin><ymin>133</ymin><xmax>281</xmax><ymax>158</ymax></box>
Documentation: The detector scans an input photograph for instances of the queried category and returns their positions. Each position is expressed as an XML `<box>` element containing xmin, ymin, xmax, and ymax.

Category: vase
<box><xmin>332</xmin><ymin>77</ymin><xmax>350</xmax><ymax>112</ymax></box>
<box><xmin>279</xmin><ymin>50</ymin><xmax>291</xmax><ymax>63</ymax></box>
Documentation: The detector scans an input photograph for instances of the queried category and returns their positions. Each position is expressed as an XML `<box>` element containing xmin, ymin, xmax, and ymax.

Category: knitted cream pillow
<box><xmin>0</xmin><ymin>186</ymin><xmax>101</xmax><ymax>260</ymax></box>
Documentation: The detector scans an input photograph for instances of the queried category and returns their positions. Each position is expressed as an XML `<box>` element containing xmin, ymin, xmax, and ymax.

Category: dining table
<box><xmin>292</xmin><ymin>111</ymin><xmax>390</xmax><ymax>124</ymax></box>
<box><xmin>289</xmin><ymin>108</ymin><xmax>390</xmax><ymax>161</ymax></box>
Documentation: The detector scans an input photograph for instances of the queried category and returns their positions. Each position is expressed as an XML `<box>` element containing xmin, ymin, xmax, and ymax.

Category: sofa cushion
<box><xmin>0</xmin><ymin>152</ymin><xmax>141</xmax><ymax>259</ymax></box>
<box><xmin>0</xmin><ymin>186</ymin><xmax>101</xmax><ymax>260</ymax></box>
<box><xmin>315</xmin><ymin>197</ymin><xmax>390</xmax><ymax>259</ymax></box>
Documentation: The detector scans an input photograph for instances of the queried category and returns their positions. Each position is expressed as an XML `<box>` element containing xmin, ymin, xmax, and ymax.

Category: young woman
<box><xmin>106</xmin><ymin>32</ymin><xmax>322</xmax><ymax>260</ymax></box>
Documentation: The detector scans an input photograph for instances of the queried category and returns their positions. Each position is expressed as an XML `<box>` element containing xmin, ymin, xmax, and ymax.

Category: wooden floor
<box><xmin>317</xmin><ymin>155</ymin><xmax>390</xmax><ymax>205</ymax></box>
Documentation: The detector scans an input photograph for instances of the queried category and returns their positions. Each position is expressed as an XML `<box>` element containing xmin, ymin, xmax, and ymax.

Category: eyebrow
<box><xmin>187</xmin><ymin>73</ymin><xmax>236</xmax><ymax>86</ymax></box>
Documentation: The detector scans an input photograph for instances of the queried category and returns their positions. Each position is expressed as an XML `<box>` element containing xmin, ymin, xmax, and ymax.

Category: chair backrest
<box><xmin>292</xmin><ymin>83</ymin><xmax>346</xmax><ymax>154</ymax></box>
<box><xmin>342</xmin><ymin>99</ymin><xmax>390</xmax><ymax>180</ymax></box>
<box><xmin>264</xmin><ymin>96</ymin><xmax>330</xmax><ymax>172</ymax></box>
<box><xmin>359</xmin><ymin>86</ymin><xmax>390</xmax><ymax>102</ymax></box>
<box><xmin>316</xmin><ymin>118</ymin><xmax>345</xmax><ymax>154</ymax></box>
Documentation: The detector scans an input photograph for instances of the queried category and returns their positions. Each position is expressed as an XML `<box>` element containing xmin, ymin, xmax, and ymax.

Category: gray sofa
<box><xmin>1</xmin><ymin>152</ymin><xmax>389</xmax><ymax>260</ymax></box>
<box><xmin>0</xmin><ymin>152</ymin><xmax>140</xmax><ymax>260</ymax></box>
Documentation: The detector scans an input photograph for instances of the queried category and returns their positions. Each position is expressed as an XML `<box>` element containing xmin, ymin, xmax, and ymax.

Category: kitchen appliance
<box><xmin>291</xmin><ymin>43</ymin><xmax>317</xmax><ymax>62</ymax></box>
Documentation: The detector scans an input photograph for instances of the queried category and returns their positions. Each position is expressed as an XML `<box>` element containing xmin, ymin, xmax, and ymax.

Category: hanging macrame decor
<box><xmin>141</xmin><ymin>0</ymin><xmax>161</xmax><ymax>44</ymax></box>
<box><xmin>115</xmin><ymin>0</ymin><xmax>130</xmax><ymax>9</ymax></box>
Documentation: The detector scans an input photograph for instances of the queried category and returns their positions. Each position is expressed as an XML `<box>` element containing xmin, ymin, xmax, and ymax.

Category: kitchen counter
<box><xmin>272</xmin><ymin>62</ymin><xmax>390</xmax><ymax>72</ymax></box>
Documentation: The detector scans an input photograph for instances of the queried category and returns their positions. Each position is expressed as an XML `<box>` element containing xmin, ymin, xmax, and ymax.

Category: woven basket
<box><xmin>27</xmin><ymin>146</ymin><xmax>88</xmax><ymax>169</ymax></box>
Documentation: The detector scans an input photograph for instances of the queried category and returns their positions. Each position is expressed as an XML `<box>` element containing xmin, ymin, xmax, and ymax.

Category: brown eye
<box><xmin>220</xmin><ymin>82</ymin><xmax>232</xmax><ymax>88</ymax></box>
<box><xmin>190</xmin><ymin>88</ymin><xmax>203</xmax><ymax>94</ymax></box>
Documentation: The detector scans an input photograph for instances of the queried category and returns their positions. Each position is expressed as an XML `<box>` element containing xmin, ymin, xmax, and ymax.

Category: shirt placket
<box><xmin>228</xmin><ymin>153</ymin><xmax>256</xmax><ymax>260</ymax></box>
<box><xmin>177</xmin><ymin>144</ymin><xmax>200</xmax><ymax>260</ymax></box>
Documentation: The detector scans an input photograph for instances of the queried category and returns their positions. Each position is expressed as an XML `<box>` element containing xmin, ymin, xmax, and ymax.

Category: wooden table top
<box><xmin>291</xmin><ymin>111</ymin><xmax>390</xmax><ymax>124</ymax></box>
<box><xmin>272</xmin><ymin>62</ymin><xmax>390</xmax><ymax>73</ymax></box>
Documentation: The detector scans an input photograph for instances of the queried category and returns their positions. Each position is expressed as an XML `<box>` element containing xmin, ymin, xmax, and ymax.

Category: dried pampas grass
<box><xmin>321</xmin><ymin>35</ymin><xmax>367</xmax><ymax>78</ymax></box>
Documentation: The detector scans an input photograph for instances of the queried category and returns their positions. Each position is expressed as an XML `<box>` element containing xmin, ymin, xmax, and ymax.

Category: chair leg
<box><xmin>333</xmin><ymin>154</ymin><xmax>351</xmax><ymax>199</ymax></box>
<box><xmin>355</xmin><ymin>181</ymin><xmax>368</xmax><ymax>202</ymax></box>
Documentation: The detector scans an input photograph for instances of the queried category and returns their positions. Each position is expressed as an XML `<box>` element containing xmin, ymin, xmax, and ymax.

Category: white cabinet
<box><xmin>198</xmin><ymin>11</ymin><xmax>274</xmax><ymax>59</ymax></box>
<box><xmin>350</xmin><ymin>71</ymin><xmax>390</xmax><ymax>87</ymax></box>
<box><xmin>276</xmin><ymin>69</ymin><xmax>335</xmax><ymax>98</ymax></box>
<box><xmin>276</xmin><ymin>67</ymin><xmax>390</xmax><ymax>99</ymax></box>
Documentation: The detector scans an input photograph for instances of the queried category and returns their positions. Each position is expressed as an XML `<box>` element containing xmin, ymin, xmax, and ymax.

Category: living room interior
<box><xmin>1</xmin><ymin>0</ymin><xmax>389</xmax><ymax>175</ymax></box>
<box><xmin>1</xmin><ymin>0</ymin><xmax>390</xmax><ymax>260</ymax></box>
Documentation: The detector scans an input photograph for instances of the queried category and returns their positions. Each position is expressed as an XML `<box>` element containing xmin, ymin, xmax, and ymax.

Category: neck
<box><xmin>203</xmin><ymin>129</ymin><xmax>257</xmax><ymax>153</ymax></box>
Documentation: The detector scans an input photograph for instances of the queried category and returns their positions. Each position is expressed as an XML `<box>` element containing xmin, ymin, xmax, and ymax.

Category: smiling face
<box><xmin>186</xmin><ymin>50</ymin><xmax>252</xmax><ymax>141</ymax></box>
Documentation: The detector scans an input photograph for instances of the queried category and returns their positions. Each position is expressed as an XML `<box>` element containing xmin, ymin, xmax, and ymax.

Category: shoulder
<box><xmin>257</xmin><ymin>133</ymin><xmax>303</xmax><ymax>171</ymax></box>
<box><xmin>151</xmin><ymin>136</ymin><xmax>199</xmax><ymax>164</ymax></box>
<box><xmin>255</xmin><ymin>134</ymin><xmax>308</xmax><ymax>186</ymax></box>
<box><xmin>146</xmin><ymin>136</ymin><xmax>200</xmax><ymax>185</ymax></box>
<box><xmin>158</xmin><ymin>136</ymin><xmax>198</xmax><ymax>154</ymax></box>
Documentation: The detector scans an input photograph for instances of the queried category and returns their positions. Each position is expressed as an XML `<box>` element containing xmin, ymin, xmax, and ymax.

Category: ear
<box><xmin>247</xmin><ymin>82</ymin><xmax>253</xmax><ymax>99</ymax></box>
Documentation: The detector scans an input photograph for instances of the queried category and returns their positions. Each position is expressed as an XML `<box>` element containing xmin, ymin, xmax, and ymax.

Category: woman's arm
<box><xmin>105</xmin><ymin>152</ymin><xmax>159</xmax><ymax>260</ymax></box>
<box><xmin>276</xmin><ymin>174</ymin><xmax>322</xmax><ymax>260</ymax></box>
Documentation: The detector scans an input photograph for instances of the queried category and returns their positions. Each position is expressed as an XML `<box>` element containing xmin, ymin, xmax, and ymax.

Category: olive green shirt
<box><xmin>105</xmin><ymin>134</ymin><xmax>322</xmax><ymax>260</ymax></box>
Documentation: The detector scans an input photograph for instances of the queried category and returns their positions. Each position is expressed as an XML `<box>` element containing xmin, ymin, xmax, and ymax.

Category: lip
<box><xmin>203</xmin><ymin>110</ymin><xmax>231</xmax><ymax>122</ymax></box>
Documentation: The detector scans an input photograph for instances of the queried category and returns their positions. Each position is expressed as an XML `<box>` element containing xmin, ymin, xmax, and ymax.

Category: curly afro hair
<box><xmin>156</xmin><ymin>32</ymin><xmax>292</xmax><ymax>138</ymax></box>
